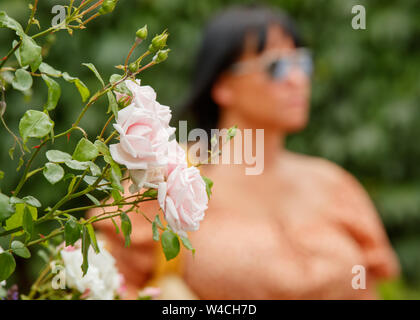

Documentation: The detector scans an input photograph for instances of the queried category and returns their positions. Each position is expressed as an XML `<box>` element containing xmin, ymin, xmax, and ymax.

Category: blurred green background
<box><xmin>0</xmin><ymin>0</ymin><xmax>419</xmax><ymax>299</ymax></box>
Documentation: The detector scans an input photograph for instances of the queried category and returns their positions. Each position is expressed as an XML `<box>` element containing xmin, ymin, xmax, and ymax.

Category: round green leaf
<box><xmin>46</xmin><ymin>150</ymin><xmax>72</xmax><ymax>163</ymax></box>
<box><xmin>19</xmin><ymin>110</ymin><xmax>54</xmax><ymax>143</ymax></box>
<box><xmin>12</xmin><ymin>69</ymin><xmax>33</xmax><ymax>91</ymax></box>
<box><xmin>43</xmin><ymin>162</ymin><xmax>64</xmax><ymax>184</ymax></box>
<box><xmin>22</xmin><ymin>196</ymin><xmax>41</xmax><ymax>208</ymax></box>
<box><xmin>64</xmin><ymin>159</ymin><xmax>90</xmax><ymax>171</ymax></box>
<box><xmin>73</xmin><ymin>138</ymin><xmax>99</xmax><ymax>162</ymax></box>
<box><xmin>5</xmin><ymin>203</ymin><xmax>37</xmax><ymax>236</ymax></box>
<box><xmin>0</xmin><ymin>252</ymin><xmax>16</xmax><ymax>281</ymax></box>
<box><xmin>39</xmin><ymin>62</ymin><xmax>61</xmax><ymax>77</ymax></box>
<box><xmin>11</xmin><ymin>240</ymin><xmax>31</xmax><ymax>259</ymax></box>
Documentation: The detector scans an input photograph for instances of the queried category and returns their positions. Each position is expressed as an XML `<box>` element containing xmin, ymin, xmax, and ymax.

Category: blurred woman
<box><xmin>91</xmin><ymin>5</ymin><xmax>399</xmax><ymax>299</ymax></box>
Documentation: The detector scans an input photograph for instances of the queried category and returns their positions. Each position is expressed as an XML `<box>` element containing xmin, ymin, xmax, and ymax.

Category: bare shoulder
<box><xmin>283</xmin><ymin>150</ymin><xmax>361</xmax><ymax>191</ymax></box>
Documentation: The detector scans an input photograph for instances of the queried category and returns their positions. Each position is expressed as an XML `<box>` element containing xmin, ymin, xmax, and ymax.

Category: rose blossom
<box><xmin>158</xmin><ymin>166</ymin><xmax>208</xmax><ymax>237</ymax></box>
<box><xmin>124</xmin><ymin>79</ymin><xmax>172</xmax><ymax>128</ymax></box>
<box><xmin>60</xmin><ymin>241</ymin><xmax>124</xmax><ymax>300</ymax></box>
<box><xmin>167</xmin><ymin>139</ymin><xmax>188</xmax><ymax>175</ymax></box>
<box><xmin>109</xmin><ymin>104</ymin><xmax>174</xmax><ymax>170</ymax></box>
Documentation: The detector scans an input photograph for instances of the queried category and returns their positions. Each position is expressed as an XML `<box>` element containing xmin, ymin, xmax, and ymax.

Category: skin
<box><xmin>92</xmin><ymin>24</ymin><xmax>400</xmax><ymax>300</ymax></box>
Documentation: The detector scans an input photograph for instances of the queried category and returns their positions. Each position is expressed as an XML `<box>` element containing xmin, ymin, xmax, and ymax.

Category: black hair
<box><xmin>183</xmin><ymin>4</ymin><xmax>302</xmax><ymax>137</ymax></box>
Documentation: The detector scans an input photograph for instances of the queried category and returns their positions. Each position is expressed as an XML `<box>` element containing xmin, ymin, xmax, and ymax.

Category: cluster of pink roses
<box><xmin>109</xmin><ymin>79</ymin><xmax>208</xmax><ymax>236</ymax></box>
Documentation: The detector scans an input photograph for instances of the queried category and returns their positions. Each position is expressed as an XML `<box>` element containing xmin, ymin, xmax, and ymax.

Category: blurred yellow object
<box><xmin>145</xmin><ymin>244</ymin><xmax>198</xmax><ymax>300</ymax></box>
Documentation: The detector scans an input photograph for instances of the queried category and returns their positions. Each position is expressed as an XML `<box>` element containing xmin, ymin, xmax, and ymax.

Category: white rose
<box><xmin>60</xmin><ymin>241</ymin><xmax>123</xmax><ymax>300</ymax></box>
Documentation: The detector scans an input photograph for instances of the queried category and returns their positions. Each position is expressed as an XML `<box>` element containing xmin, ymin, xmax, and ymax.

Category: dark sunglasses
<box><xmin>230</xmin><ymin>48</ymin><xmax>313</xmax><ymax>81</ymax></box>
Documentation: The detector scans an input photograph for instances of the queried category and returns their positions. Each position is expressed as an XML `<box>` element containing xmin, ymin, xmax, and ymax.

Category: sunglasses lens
<box><xmin>268</xmin><ymin>60</ymin><xmax>289</xmax><ymax>79</ymax></box>
<box><xmin>268</xmin><ymin>52</ymin><xmax>313</xmax><ymax>80</ymax></box>
<box><xmin>299</xmin><ymin>54</ymin><xmax>313</xmax><ymax>76</ymax></box>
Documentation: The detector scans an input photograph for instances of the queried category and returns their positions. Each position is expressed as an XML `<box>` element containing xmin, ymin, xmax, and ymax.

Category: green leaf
<box><xmin>111</xmin><ymin>217</ymin><xmax>120</xmax><ymax>234</ymax></box>
<box><xmin>226</xmin><ymin>125</ymin><xmax>238</xmax><ymax>141</ymax></box>
<box><xmin>64</xmin><ymin>159</ymin><xmax>90</xmax><ymax>171</ymax></box>
<box><xmin>82</xmin><ymin>63</ymin><xmax>104</xmax><ymax>86</ymax></box>
<box><xmin>83</xmin><ymin>176</ymin><xmax>111</xmax><ymax>191</ymax></box>
<box><xmin>180</xmin><ymin>235</ymin><xmax>195</xmax><ymax>255</ymax></box>
<box><xmin>11</xmin><ymin>240</ymin><xmax>31</xmax><ymax>259</ymax></box>
<box><xmin>110</xmin><ymin>74</ymin><xmax>130</xmax><ymax>95</ymax></box>
<box><xmin>142</xmin><ymin>188</ymin><xmax>158</xmax><ymax>198</ymax></box>
<box><xmin>202</xmin><ymin>176</ymin><xmax>213</xmax><ymax>199</ymax></box>
<box><xmin>0</xmin><ymin>11</ymin><xmax>24</xmax><ymax>36</ymax></box>
<box><xmin>22</xmin><ymin>206</ymin><xmax>34</xmax><ymax>239</ymax></box>
<box><xmin>107</xmin><ymin>91</ymin><xmax>118</xmax><ymax>118</ymax></box>
<box><xmin>64</xmin><ymin>219</ymin><xmax>81</xmax><ymax>246</ymax></box>
<box><xmin>9</xmin><ymin>196</ymin><xmax>24</xmax><ymax>205</ymax></box>
<box><xmin>109</xmin><ymin>166</ymin><xmax>123</xmax><ymax>193</ymax></box>
<box><xmin>81</xmin><ymin>225</ymin><xmax>90</xmax><ymax>275</ymax></box>
<box><xmin>88</xmin><ymin>161</ymin><xmax>101</xmax><ymax>176</ymax></box>
<box><xmin>86</xmin><ymin>223</ymin><xmax>100</xmax><ymax>254</ymax></box>
<box><xmin>120</xmin><ymin>212</ymin><xmax>132</xmax><ymax>247</ymax></box>
<box><xmin>94</xmin><ymin>140</ymin><xmax>111</xmax><ymax>156</ymax></box>
<box><xmin>0</xmin><ymin>193</ymin><xmax>14</xmax><ymax>222</ymax></box>
<box><xmin>86</xmin><ymin>193</ymin><xmax>100</xmax><ymax>206</ymax></box>
<box><xmin>5</xmin><ymin>203</ymin><xmax>37</xmax><ymax>235</ymax></box>
<box><xmin>62</xmin><ymin>72</ymin><xmax>90</xmax><ymax>102</ymax></box>
<box><xmin>111</xmin><ymin>189</ymin><xmax>122</xmax><ymax>204</ymax></box>
<box><xmin>0</xmin><ymin>170</ymin><xmax>4</xmax><ymax>180</ymax></box>
<box><xmin>12</xmin><ymin>69</ymin><xmax>33</xmax><ymax>91</ymax></box>
<box><xmin>46</xmin><ymin>150</ymin><xmax>72</xmax><ymax>162</ymax></box>
<box><xmin>43</xmin><ymin>162</ymin><xmax>64</xmax><ymax>184</ymax></box>
<box><xmin>16</xmin><ymin>156</ymin><xmax>24</xmax><ymax>172</ymax></box>
<box><xmin>20</xmin><ymin>35</ymin><xmax>42</xmax><ymax>72</ymax></box>
<box><xmin>39</xmin><ymin>62</ymin><xmax>62</xmax><ymax>77</ymax></box>
<box><xmin>0</xmin><ymin>252</ymin><xmax>16</xmax><ymax>281</ymax></box>
<box><xmin>22</xmin><ymin>196</ymin><xmax>41</xmax><ymax>208</ymax></box>
<box><xmin>73</xmin><ymin>138</ymin><xmax>99</xmax><ymax>162</ymax></box>
<box><xmin>160</xmin><ymin>230</ymin><xmax>180</xmax><ymax>261</ymax></box>
<box><xmin>154</xmin><ymin>214</ymin><xmax>163</xmax><ymax>228</ymax></box>
<box><xmin>41</xmin><ymin>74</ymin><xmax>61</xmax><ymax>111</ymax></box>
<box><xmin>19</xmin><ymin>110</ymin><xmax>54</xmax><ymax>143</ymax></box>
<box><xmin>152</xmin><ymin>221</ymin><xmax>159</xmax><ymax>241</ymax></box>
<box><xmin>8</xmin><ymin>146</ymin><xmax>15</xmax><ymax>160</ymax></box>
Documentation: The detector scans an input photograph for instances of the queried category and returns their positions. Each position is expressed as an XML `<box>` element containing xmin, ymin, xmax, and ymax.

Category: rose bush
<box><xmin>0</xmin><ymin>0</ymin><xmax>233</xmax><ymax>300</ymax></box>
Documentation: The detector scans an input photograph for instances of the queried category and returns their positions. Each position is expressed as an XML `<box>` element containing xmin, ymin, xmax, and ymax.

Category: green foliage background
<box><xmin>0</xmin><ymin>0</ymin><xmax>419</xmax><ymax>298</ymax></box>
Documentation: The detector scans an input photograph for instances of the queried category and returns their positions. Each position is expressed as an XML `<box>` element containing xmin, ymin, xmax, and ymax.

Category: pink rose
<box><xmin>158</xmin><ymin>166</ymin><xmax>208</xmax><ymax>237</ymax></box>
<box><xmin>167</xmin><ymin>140</ymin><xmax>188</xmax><ymax>175</ymax></box>
<box><xmin>125</xmin><ymin>79</ymin><xmax>173</xmax><ymax>128</ymax></box>
<box><xmin>109</xmin><ymin>104</ymin><xmax>173</xmax><ymax>170</ymax></box>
